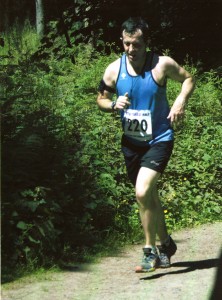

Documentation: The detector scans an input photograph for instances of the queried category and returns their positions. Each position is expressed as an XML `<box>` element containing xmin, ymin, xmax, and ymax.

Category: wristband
<box><xmin>111</xmin><ymin>101</ymin><xmax>116</xmax><ymax>111</ymax></box>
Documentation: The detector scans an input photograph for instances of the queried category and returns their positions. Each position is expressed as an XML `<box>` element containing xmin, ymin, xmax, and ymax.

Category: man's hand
<box><xmin>167</xmin><ymin>98</ymin><xmax>186</xmax><ymax>124</ymax></box>
<box><xmin>115</xmin><ymin>92</ymin><xmax>131</xmax><ymax>110</ymax></box>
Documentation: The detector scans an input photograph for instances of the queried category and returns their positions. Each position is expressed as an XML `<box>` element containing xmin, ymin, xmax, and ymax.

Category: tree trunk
<box><xmin>35</xmin><ymin>0</ymin><xmax>44</xmax><ymax>36</ymax></box>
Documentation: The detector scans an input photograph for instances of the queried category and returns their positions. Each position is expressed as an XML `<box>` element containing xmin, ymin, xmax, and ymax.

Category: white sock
<box><xmin>144</xmin><ymin>245</ymin><xmax>157</xmax><ymax>254</ymax></box>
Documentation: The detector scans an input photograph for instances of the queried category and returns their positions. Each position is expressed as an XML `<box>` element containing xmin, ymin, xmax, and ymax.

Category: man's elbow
<box><xmin>96</xmin><ymin>95</ymin><xmax>106</xmax><ymax>112</ymax></box>
<box><xmin>190</xmin><ymin>75</ymin><xmax>196</xmax><ymax>85</ymax></box>
<box><xmin>185</xmin><ymin>75</ymin><xmax>196</xmax><ymax>89</ymax></box>
<box><xmin>190</xmin><ymin>76</ymin><xmax>196</xmax><ymax>91</ymax></box>
<box><xmin>97</xmin><ymin>95</ymin><xmax>103</xmax><ymax>109</ymax></box>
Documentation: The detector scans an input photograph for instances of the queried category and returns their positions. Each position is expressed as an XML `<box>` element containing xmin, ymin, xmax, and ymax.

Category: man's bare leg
<box><xmin>135</xmin><ymin>167</ymin><xmax>162</xmax><ymax>246</ymax></box>
<box><xmin>152</xmin><ymin>184</ymin><xmax>169</xmax><ymax>244</ymax></box>
<box><xmin>135</xmin><ymin>167</ymin><xmax>169</xmax><ymax>246</ymax></box>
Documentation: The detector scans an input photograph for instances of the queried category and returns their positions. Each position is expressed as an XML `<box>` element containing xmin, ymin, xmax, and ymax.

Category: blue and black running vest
<box><xmin>116</xmin><ymin>52</ymin><xmax>174</xmax><ymax>146</ymax></box>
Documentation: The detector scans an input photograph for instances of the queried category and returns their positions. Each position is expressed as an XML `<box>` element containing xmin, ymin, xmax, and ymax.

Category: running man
<box><xmin>97</xmin><ymin>17</ymin><xmax>195</xmax><ymax>272</ymax></box>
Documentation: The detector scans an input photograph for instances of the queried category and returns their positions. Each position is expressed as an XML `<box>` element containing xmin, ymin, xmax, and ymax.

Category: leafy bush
<box><xmin>0</xmin><ymin>20</ymin><xmax>40</xmax><ymax>65</ymax></box>
<box><xmin>159</xmin><ymin>69</ymin><xmax>222</xmax><ymax>230</ymax></box>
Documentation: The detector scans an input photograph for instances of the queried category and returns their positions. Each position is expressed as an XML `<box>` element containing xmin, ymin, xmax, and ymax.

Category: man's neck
<box><xmin>126</xmin><ymin>53</ymin><xmax>147</xmax><ymax>75</ymax></box>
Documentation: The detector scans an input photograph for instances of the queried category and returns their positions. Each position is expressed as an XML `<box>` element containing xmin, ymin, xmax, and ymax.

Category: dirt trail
<box><xmin>2</xmin><ymin>222</ymin><xmax>222</xmax><ymax>300</ymax></box>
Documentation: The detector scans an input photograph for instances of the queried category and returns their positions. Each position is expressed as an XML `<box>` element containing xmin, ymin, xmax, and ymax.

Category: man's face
<box><xmin>122</xmin><ymin>29</ymin><xmax>147</xmax><ymax>63</ymax></box>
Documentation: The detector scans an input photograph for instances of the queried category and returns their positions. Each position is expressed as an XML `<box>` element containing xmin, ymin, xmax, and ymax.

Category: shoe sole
<box><xmin>158</xmin><ymin>263</ymin><xmax>171</xmax><ymax>268</ymax></box>
<box><xmin>135</xmin><ymin>265</ymin><xmax>156</xmax><ymax>273</ymax></box>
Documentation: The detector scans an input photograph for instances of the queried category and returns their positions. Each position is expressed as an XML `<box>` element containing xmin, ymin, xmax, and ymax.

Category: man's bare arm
<box><xmin>163</xmin><ymin>57</ymin><xmax>196</xmax><ymax>124</ymax></box>
<box><xmin>97</xmin><ymin>59</ymin><xmax>130</xmax><ymax>112</ymax></box>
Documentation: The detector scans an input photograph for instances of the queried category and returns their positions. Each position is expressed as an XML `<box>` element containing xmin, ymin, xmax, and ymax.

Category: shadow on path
<box><xmin>140</xmin><ymin>258</ymin><xmax>219</xmax><ymax>281</ymax></box>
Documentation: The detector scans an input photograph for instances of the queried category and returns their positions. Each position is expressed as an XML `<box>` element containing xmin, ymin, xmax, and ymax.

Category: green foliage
<box><xmin>1</xmin><ymin>23</ymin><xmax>222</xmax><ymax>281</ymax></box>
<box><xmin>160</xmin><ymin>68</ymin><xmax>222</xmax><ymax>231</ymax></box>
<box><xmin>0</xmin><ymin>20</ymin><xmax>40</xmax><ymax>65</ymax></box>
<box><xmin>1</xmin><ymin>25</ymin><xmax>126</xmax><ymax>276</ymax></box>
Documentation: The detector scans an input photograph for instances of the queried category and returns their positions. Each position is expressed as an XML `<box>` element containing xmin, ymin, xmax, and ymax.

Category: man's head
<box><xmin>121</xmin><ymin>17</ymin><xmax>149</xmax><ymax>43</ymax></box>
<box><xmin>121</xmin><ymin>17</ymin><xmax>149</xmax><ymax>64</ymax></box>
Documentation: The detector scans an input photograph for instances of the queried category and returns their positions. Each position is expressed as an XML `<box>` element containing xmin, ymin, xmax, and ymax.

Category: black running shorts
<box><xmin>121</xmin><ymin>135</ymin><xmax>174</xmax><ymax>185</ymax></box>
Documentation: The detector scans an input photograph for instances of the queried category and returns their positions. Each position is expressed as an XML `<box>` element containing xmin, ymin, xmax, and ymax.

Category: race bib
<box><xmin>123</xmin><ymin>109</ymin><xmax>152</xmax><ymax>141</ymax></box>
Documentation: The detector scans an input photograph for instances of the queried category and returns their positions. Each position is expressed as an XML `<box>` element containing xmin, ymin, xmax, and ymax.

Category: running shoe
<box><xmin>158</xmin><ymin>236</ymin><xmax>177</xmax><ymax>268</ymax></box>
<box><xmin>139</xmin><ymin>247</ymin><xmax>159</xmax><ymax>272</ymax></box>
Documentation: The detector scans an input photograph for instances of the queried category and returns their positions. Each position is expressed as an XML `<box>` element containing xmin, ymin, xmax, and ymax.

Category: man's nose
<box><xmin>128</xmin><ymin>44</ymin><xmax>135</xmax><ymax>52</ymax></box>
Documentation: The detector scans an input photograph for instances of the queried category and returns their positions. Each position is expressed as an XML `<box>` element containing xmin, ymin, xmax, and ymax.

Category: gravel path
<box><xmin>2</xmin><ymin>222</ymin><xmax>222</xmax><ymax>300</ymax></box>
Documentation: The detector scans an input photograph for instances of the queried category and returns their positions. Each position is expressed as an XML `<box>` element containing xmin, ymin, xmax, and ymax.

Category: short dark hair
<box><xmin>121</xmin><ymin>17</ymin><xmax>149</xmax><ymax>41</ymax></box>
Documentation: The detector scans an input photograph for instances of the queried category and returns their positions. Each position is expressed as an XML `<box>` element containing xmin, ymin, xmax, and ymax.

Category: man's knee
<box><xmin>136</xmin><ymin>184</ymin><xmax>155</xmax><ymax>208</ymax></box>
<box><xmin>136</xmin><ymin>184</ymin><xmax>150</xmax><ymax>200</ymax></box>
<box><xmin>135</xmin><ymin>168</ymin><xmax>160</xmax><ymax>203</ymax></box>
